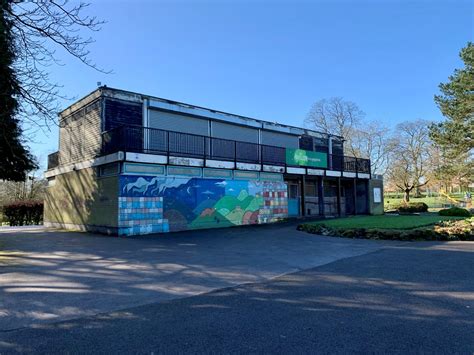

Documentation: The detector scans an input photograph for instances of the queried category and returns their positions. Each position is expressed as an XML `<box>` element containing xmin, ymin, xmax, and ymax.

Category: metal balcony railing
<box><xmin>101</xmin><ymin>125</ymin><xmax>371</xmax><ymax>174</ymax></box>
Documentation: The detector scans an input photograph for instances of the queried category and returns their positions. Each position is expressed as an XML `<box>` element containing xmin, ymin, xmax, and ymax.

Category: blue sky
<box><xmin>30</xmin><ymin>0</ymin><xmax>473</xmax><ymax>169</ymax></box>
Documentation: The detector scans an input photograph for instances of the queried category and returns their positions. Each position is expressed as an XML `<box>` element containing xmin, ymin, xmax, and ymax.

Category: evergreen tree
<box><xmin>1</xmin><ymin>1</ymin><xmax>105</xmax><ymax>181</ymax></box>
<box><xmin>430</xmin><ymin>42</ymin><xmax>474</xmax><ymax>157</ymax></box>
<box><xmin>0</xmin><ymin>0</ymin><xmax>36</xmax><ymax>181</ymax></box>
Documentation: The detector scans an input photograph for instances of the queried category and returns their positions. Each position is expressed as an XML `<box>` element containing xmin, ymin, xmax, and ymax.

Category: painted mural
<box><xmin>118</xmin><ymin>176</ymin><xmax>288</xmax><ymax>236</ymax></box>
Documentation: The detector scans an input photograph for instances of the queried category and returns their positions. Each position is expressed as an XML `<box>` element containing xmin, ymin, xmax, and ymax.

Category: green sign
<box><xmin>285</xmin><ymin>149</ymin><xmax>327</xmax><ymax>168</ymax></box>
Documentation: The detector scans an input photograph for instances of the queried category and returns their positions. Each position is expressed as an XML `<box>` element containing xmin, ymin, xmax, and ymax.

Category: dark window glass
<box><xmin>305</xmin><ymin>183</ymin><xmax>318</xmax><ymax>197</ymax></box>
<box><xmin>331</xmin><ymin>138</ymin><xmax>344</xmax><ymax>156</ymax></box>
<box><xmin>324</xmin><ymin>180</ymin><xmax>338</xmax><ymax>197</ymax></box>
<box><xmin>314</xmin><ymin>137</ymin><xmax>329</xmax><ymax>153</ymax></box>
<box><xmin>289</xmin><ymin>184</ymin><xmax>299</xmax><ymax>199</ymax></box>
<box><xmin>299</xmin><ymin>135</ymin><xmax>314</xmax><ymax>151</ymax></box>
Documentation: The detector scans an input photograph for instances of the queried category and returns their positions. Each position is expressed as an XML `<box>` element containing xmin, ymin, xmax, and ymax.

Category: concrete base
<box><xmin>44</xmin><ymin>221</ymin><xmax>118</xmax><ymax>236</ymax></box>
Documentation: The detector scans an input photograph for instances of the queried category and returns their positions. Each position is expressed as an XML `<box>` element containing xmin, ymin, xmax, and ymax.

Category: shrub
<box><xmin>434</xmin><ymin>218</ymin><xmax>474</xmax><ymax>240</ymax></box>
<box><xmin>298</xmin><ymin>218</ymin><xmax>474</xmax><ymax>241</ymax></box>
<box><xmin>438</xmin><ymin>207</ymin><xmax>471</xmax><ymax>217</ymax></box>
<box><xmin>2</xmin><ymin>200</ymin><xmax>44</xmax><ymax>226</ymax></box>
<box><xmin>297</xmin><ymin>223</ymin><xmax>334</xmax><ymax>236</ymax></box>
<box><xmin>397</xmin><ymin>202</ymin><xmax>429</xmax><ymax>213</ymax></box>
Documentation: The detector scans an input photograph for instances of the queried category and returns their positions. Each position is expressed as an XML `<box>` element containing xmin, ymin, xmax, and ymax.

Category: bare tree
<box><xmin>386</xmin><ymin>120</ymin><xmax>432</xmax><ymax>202</ymax></box>
<box><xmin>349</xmin><ymin>122</ymin><xmax>398</xmax><ymax>176</ymax></box>
<box><xmin>0</xmin><ymin>171</ymin><xmax>47</xmax><ymax>204</ymax></box>
<box><xmin>5</xmin><ymin>0</ymin><xmax>108</xmax><ymax>130</ymax></box>
<box><xmin>305</xmin><ymin>97</ymin><xmax>364</xmax><ymax>148</ymax></box>
<box><xmin>305</xmin><ymin>97</ymin><xmax>397</xmax><ymax>175</ymax></box>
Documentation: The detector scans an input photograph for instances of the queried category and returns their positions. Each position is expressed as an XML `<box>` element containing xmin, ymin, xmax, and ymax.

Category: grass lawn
<box><xmin>307</xmin><ymin>214</ymin><xmax>464</xmax><ymax>230</ymax></box>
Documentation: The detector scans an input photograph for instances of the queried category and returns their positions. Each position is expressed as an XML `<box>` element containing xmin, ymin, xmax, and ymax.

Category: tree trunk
<box><xmin>403</xmin><ymin>189</ymin><xmax>411</xmax><ymax>203</ymax></box>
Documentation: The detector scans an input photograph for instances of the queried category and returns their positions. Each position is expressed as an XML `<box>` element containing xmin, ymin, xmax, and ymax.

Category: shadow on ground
<box><xmin>0</xmin><ymin>223</ymin><xmax>388</xmax><ymax>331</ymax></box>
<box><xmin>1</xmin><ymin>242</ymin><xmax>472</xmax><ymax>353</ymax></box>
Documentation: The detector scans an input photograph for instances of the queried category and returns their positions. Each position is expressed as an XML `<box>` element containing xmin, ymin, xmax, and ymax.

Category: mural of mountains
<box><xmin>120</xmin><ymin>175</ymin><xmax>286</xmax><ymax>232</ymax></box>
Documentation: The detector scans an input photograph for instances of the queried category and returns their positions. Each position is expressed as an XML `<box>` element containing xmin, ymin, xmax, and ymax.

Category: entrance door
<box><xmin>305</xmin><ymin>180</ymin><xmax>320</xmax><ymax>216</ymax></box>
<box><xmin>323</xmin><ymin>178</ymin><xmax>339</xmax><ymax>216</ymax></box>
<box><xmin>343</xmin><ymin>180</ymin><xmax>355</xmax><ymax>215</ymax></box>
<box><xmin>287</xmin><ymin>182</ymin><xmax>300</xmax><ymax>217</ymax></box>
<box><xmin>356</xmin><ymin>180</ymin><xmax>369</xmax><ymax>214</ymax></box>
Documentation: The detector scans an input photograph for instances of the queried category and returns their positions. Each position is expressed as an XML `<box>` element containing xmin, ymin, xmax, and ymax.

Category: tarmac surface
<box><xmin>0</xmin><ymin>225</ymin><xmax>473</xmax><ymax>353</ymax></box>
<box><xmin>0</xmin><ymin>223</ymin><xmax>387</xmax><ymax>331</ymax></box>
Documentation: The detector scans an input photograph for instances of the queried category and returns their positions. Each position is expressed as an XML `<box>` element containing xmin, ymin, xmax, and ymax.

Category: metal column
<box><xmin>337</xmin><ymin>177</ymin><xmax>342</xmax><ymax>216</ymax></box>
<box><xmin>301</xmin><ymin>175</ymin><xmax>306</xmax><ymax>217</ymax></box>
<box><xmin>318</xmin><ymin>176</ymin><xmax>325</xmax><ymax>216</ymax></box>
<box><xmin>353</xmin><ymin>178</ymin><xmax>357</xmax><ymax>215</ymax></box>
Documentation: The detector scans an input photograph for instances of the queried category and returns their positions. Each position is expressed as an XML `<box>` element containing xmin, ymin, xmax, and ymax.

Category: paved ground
<box><xmin>0</xmin><ymin>237</ymin><xmax>472</xmax><ymax>353</ymax></box>
<box><xmin>0</xmin><ymin>223</ymin><xmax>388</xmax><ymax>331</ymax></box>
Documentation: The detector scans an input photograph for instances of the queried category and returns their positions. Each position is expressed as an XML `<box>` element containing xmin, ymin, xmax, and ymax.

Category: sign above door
<box><xmin>285</xmin><ymin>149</ymin><xmax>328</xmax><ymax>168</ymax></box>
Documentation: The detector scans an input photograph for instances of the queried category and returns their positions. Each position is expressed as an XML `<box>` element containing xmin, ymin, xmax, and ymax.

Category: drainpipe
<box><xmin>301</xmin><ymin>175</ymin><xmax>306</xmax><ymax>217</ymax></box>
<box><xmin>318</xmin><ymin>176</ymin><xmax>325</xmax><ymax>216</ymax></box>
<box><xmin>328</xmin><ymin>136</ymin><xmax>333</xmax><ymax>170</ymax></box>
<box><xmin>142</xmin><ymin>98</ymin><xmax>149</xmax><ymax>152</ymax></box>
<box><xmin>337</xmin><ymin>177</ymin><xmax>342</xmax><ymax>216</ymax></box>
<box><xmin>208</xmin><ymin>120</ymin><xmax>212</xmax><ymax>158</ymax></box>
<box><xmin>353</xmin><ymin>178</ymin><xmax>357</xmax><ymax>215</ymax></box>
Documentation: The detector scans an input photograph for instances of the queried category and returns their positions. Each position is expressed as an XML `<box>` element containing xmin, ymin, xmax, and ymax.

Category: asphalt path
<box><xmin>1</xmin><ymin>241</ymin><xmax>472</xmax><ymax>354</ymax></box>
<box><xmin>0</xmin><ymin>224</ymin><xmax>386</xmax><ymax>331</ymax></box>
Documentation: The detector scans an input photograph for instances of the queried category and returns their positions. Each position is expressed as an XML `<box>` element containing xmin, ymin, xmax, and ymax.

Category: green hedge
<box><xmin>439</xmin><ymin>207</ymin><xmax>471</xmax><ymax>217</ymax></box>
<box><xmin>397</xmin><ymin>202</ymin><xmax>428</xmax><ymax>213</ymax></box>
<box><xmin>2</xmin><ymin>200</ymin><xmax>44</xmax><ymax>226</ymax></box>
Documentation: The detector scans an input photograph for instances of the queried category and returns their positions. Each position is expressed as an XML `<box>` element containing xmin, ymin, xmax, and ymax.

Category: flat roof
<box><xmin>60</xmin><ymin>86</ymin><xmax>343</xmax><ymax>140</ymax></box>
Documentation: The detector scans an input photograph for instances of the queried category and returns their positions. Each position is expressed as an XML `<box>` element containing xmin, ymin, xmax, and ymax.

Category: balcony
<box><xmin>101</xmin><ymin>125</ymin><xmax>371</xmax><ymax>175</ymax></box>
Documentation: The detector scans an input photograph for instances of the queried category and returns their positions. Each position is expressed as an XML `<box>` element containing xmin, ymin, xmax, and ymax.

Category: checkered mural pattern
<box><xmin>259</xmin><ymin>186</ymin><xmax>288</xmax><ymax>223</ymax></box>
<box><xmin>118</xmin><ymin>197</ymin><xmax>169</xmax><ymax>236</ymax></box>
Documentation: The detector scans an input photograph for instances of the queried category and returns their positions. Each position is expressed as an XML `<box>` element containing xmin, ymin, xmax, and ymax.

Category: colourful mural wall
<box><xmin>118</xmin><ymin>176</ymin><xmax>288</xmax><ymax>236</ymax></box>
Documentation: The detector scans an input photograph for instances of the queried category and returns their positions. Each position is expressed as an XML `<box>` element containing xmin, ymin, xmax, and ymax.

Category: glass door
<box><xmin>288</xmin><ymin>182</ymin><xmax>300</xmax><ymax>217</ymax></box>
<box><xmin>305</xmin><ymin>181</ymin><xmax>320</xmax><ymax>216</ymax></box>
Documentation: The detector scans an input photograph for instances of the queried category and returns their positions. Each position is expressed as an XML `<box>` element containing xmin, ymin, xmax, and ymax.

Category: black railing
<box><xmin>356</xmin><ymin>157</ymin><xmax>371</xmax><ymax>174</ymax></box>
<box><xmin>328</xmin><ymin>155</ymin><xmax>371</xmax><ymax>174</ymax></box>
<box><xmin>210</xmin><ymin>137</ymin><xmax>235</xmax><ymax>161</ymax></box>
<box><xmin>343</xmin><ymin>156</ymin><xmax>357</xmax><ymax>172</ymax></box>
<box><xmin>261</xmin><ymin>145</ymin><xmax>286</xmax><ymax>166</ymax></box>
<box><xmin>47</xmin><ymin>151</ymin><xmax>59</xmax><ymax>170</ymax></box>
<box><xmin>236</xmin><ymin>141</ymin><xmax>260</xmax><ymax>163</ymax></box>
<box><xmin>101</xmin><ymin>125</ymin><xmax>371</xmax><ymax>174</ymax></box>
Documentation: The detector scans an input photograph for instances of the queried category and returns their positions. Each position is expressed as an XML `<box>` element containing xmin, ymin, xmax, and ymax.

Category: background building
<box><xmin>44</xmin><ymin>87</ymin><xmax>383</xmax><ymax>236</ymax></box>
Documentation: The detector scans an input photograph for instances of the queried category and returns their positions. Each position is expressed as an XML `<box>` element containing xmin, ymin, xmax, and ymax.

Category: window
<box><xmin>331</xmin><ymin>138</ymin><xmax>344</xmax><ymax>156</ymax></box>
<box><xmin>98</xmin><ymin>163</ymin><xmax>119</xmax><ymax>177</ymax></box>
<box><xmin>324</xmin><ymin>181</ymin><xmax>338</xmax><ymax>197</ymax></box>
<box><xmin>299</xmin><ymin>135</ymin><xmax>314</xmax><ymax>151</ymax></box>
<box><xmin>305</xmin><ymin>182</ymin><xmax>318</xmax><ymax>197</ymax></box>
<box><xmin>314</xmin><ymin>136</ymin><xmax>329</xmax><ymax>153</ymax></box>
<box><xmin>47</xmin><ymin>177</ymin><xmax>56</xmax><ymax>187</ymax></box>
<box><xmin>288</xmin><ymin>183</ymin><xmax>299</xmax><ymax>199</ymax></box>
